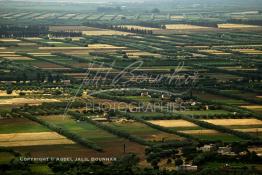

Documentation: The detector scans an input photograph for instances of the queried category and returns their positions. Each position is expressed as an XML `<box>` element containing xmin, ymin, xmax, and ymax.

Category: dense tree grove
<box><xmin>0</xmin><ymin>25</ymin><xmax>48</xmax><ymax>37</ymax></box>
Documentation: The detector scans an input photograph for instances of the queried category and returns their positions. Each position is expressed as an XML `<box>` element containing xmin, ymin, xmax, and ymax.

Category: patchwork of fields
<box><xmin>0</xmin><ymin>4</ymin><xmax>262</xmax><ymax>173</ymax></box>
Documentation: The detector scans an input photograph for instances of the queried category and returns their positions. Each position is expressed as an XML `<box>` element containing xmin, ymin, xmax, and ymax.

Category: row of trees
<box><xmin>0</xmin><ymin>25</ymin><xmax>48</xmax><ymax>37</ymax></box>
<box><xmin>110</xmin><ymin>25</ymin><xmax>154</xmax><ymax>35</ymax></box>
<box><xmin>200</xmin><ymin>87</ymin><xmax>262</xmax><ymax>105</ymax></box>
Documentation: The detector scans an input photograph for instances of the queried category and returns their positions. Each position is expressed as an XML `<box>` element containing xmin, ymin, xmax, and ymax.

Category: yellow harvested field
<box><xmin>24</xmin><ymin>37</ymin><xmax>43</xmax><ymax>40</ymax></box>
<box><xmin>0</xmin><ymin>132</ymin><xmax>75</xmax><ymax>147</ymax></box>
<box><xmin>71</xmin><ymin>37</ymin><xmax>84</xmax><ymax>41</ymax></box>
<box><xmin>182</xmin><ymin>128</ymin><xmax>262</xmax><ymax>135</ymax></box>
<box><xmin>192</xmin><ymin>53</ymin><xmax>207</xmax><ymax>57</ymax></box>
<box><xmin>0</xmin><ymin>38</ymin><xmax>20</xmax><ymax>42</ymax></box>
<box><xmin>71</xmin><ymin>37</ymin><xmax>83</xmax><ymax>41</ymax></box>
<box><xmin>218</xmin><ymin>23</ymin><xmax>261</xmax><ymax>29</ymax></box>
<box><xmin>3</xmin><ymin>56</ymin><xmax>33</xmax><ymax>60</ymax></box>
<box><xmin>17</xmin><ymin>43</ymin><xmax>37</xmax><ymax>46</ymax></box>
<box><xmin>240</xmin><ymin>105</ymin><xmax>262</xmax><ymax>109</ymax></box>
<box><xmin>39</xmin><ymin>47</ymin><xmax>88</xmax><ymax>50</ymax></box>
<box><xmin>199</xmin><ymin>49</ymin><xmax>231</xmax><ymax>55</ymax></box>
<box><xmin>118</xmin><ymin>25</ymin><xmax>160</xmax><ymax>30</ymax></box>
<box><xmin>61</xmin><ymin>50</ymin><xmax>90</xmax><ymax>55</ymax></box>
<box><xmin>0</xmin><ymin>98</ymin><xmax>60</xmax><ymax>106</ymax></box>
<box><xmin>39</xmin><ymin>45</ymin><xmax>125</xmax><ymax>51</ymax></box>
<box><xmin>170</xmin><ymin>15</ymin><xmax>184</xmax><ymax>19</ymax></box>
<box><xmin>0</xmin><ymin>52</ymin><xmax>34</xmax><ymax>60</ymax></box>
<box><xmin>0</xmin><ymin>47</ymin><xmax>6</xmax><ymax>49</ymax></box>
<box><xmin>203</xmin><ymin>119</ymin><xmax>262</xmax><ymax>126</ymax></box>
<box><xmin>249</xmin><ymin>147</ymin><xmax>262</xmax><ymax>156</ymax></box>
<box><xmin>182</xmin><ymin>129</ymin><xmax>219</xmax><ymax>134</ymax></box>
<box><xmin>131</xmin><ymin>36</ymin><xmax>144</xmax><ymax>39</ymax></box>
<box><xmin>126</xmin><ymin>51</ymin><xmax>161</xmax><ymax>57</ymax></box>
<box><xmin>88</xmin><ymin>44</ymin><xmax>126</xmax><ymax>49</ymax></box>
<box><xmin>0</xmin><ymin>51</ymin><xmax>15</xmax><ymax>54</ymax></box>
<box><xmin>156</xmin><ymin>36</ymin><xmax>170</xmax><ymax>39</ymax></box>
<box><xmin>234</xmin><ymin>128</ymin><xmax>262</xmax><ymax>133</ymax></box>
<box><xmin>28</xmin><ymin>52</ymin><xmax>52</xmax><ymax>56</ymax></box>
<box><xmin>185</xmin><ymin>46</ymin><xmax>210</xmax><ymax>48</ymax></box>
<box><xmin>213</xmin><ymin>44</ymin><xmax>262</xmax><ymax>48</ymax></box>
<box><xmin>165</xmin><ymin>24</ymin><xmax>211</xmax><ymax>30</ymax></box>
<box><xmin>231</xmin><ymin>48</ymin><xmax>262</xmax><ymax>54</ymax></box>
<box><xmin>82</xmin><ymin>30</ymin><xmax>133</xmax><ymax>36</ymax></box>
<box><xmin>149</xmin><ymin>120</ymin><xmax>197</xmax><ymax>127</ymax></box>
<box><xmin>0</xmin><ymin>91</ymin><xmax>19</xmax><ymax>97</ymax></box>
<box><xmin>46</xmin><ymin>41</ymin><xmax>63</xmax><ymax>44</ymax></box>
<box><xmin>149</xmin><ymin>119</ymin><xmax>262</xmax><ymax>128</ymax></box>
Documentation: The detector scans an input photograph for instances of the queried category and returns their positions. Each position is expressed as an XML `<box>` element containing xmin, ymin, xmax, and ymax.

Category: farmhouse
<box><xmin>62</xmin><ymin>80</ymin><xmax>71</xmax><ymax>85</ymax></box>
<box><xmin>141</xmin><ymin>91</ymin><xmax>151</xmax><ymax>97</ymax></box>
<box><xmin>197</xmin><ymin>144</ymin><xmax>216</xmax><ymax>152</ymax></box>
<box><xmin>217</xmin><ymin>146</ymin><xmax>236</xmax><ymax>156</ymax></box>
<box><xmin>161</xmin><ymin>93</ymin><xmax>171</xmax><ymax>100</ymax></box>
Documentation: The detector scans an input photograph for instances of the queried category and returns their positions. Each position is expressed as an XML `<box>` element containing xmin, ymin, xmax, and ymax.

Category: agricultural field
<box><xmin>217</xmin><ymin>23</ymin><xmax>261</xmax><ymax>29</ymax></box>
<box><xmin>0</xmin><ymin>118</ymin><xmax>92</xmax><ymax>158</ymax></box>
<box><xmin>39</xmin><ymin>115</ymin><xmax>146</xmax><ymax>158</ymax></box>
<box><xmin>165</xmin><ymin>24</ymin><xmax>212</xmax><ymax>30</ymax></box>
<box><xmin>105</xmin><ymin>120</ymin><xmax>183</xmax><ymax>141</ymax></box>
<box><xmin>118</xmin><ymin>25</ymin><xmax>160</xmax><ymax>30</ymax></box>
<box><xmin>82</xmin><ymin>30</ymin><xmax>133</xmax><ymax>36</ymax></box>
<box><xmin>0</xmin><ymin>0</ymin><xmax>262</xmax><ymax>174</ymax></box>
<box><xmin>147</xmin><ymin>119</ymin><xmax>244</xmax><ymax>142</ymax></box>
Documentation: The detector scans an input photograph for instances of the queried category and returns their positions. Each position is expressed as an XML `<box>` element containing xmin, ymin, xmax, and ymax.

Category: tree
<box><xmin>114</xmin><ymin>153</ymin><xmax>139</xmax><ymax>168</ymax></box>
<box><xmin>19</xmin><ymin>92</ymin><xmax>26</xmax><ymax>96</ymax></box>
<box><xmin>36</xmin><ymin>72</ymin><xmax>41</xmax><ymax>82</ymax></box>
<box><xmin>231</xmin><ymin>142</ymin><xmax>246</xmax><ymax>155</ymax></box>
<box><xmin>167</xmin><ymin>158</ymin><xmax>172</xmax><ymax>164</ymax></box>
<box><xmin>55</xmin><ymin>74</ymin><xmax>61</xmax><ymax>83</ymax></box>
<box><xmin>47</xmin><ymin>73</ymin><xmax>54</xmax><ymax>83</ymax></box>
<box><xmin>123</xmin><ymin>54</ymin><xmax>128</xmax><ymax>59</ymax></box>
<box><xmin>161</xmin><ymin>25</ymin><xmax>166</xmax><ymax>29</ymax></box>
<box><xmin>22</xmin><ymin>73</ymin><xmax>27</xmax><ymax>83</ymax></box>
<box><xmin>52</xmin><ymin>90</ymin><xmax>62</xmax><ymax>96</ymax></box>
<box><xmin>151</xmin><ymin>158</ymin><xmax>159</xmax><ymax>169</ymax></box>
<box><xmin>175</xmin><ymin>158</ymin><xmax>183</xmax><ymax>166</ymax></box>
<box><xmin>6</xmin><ymin>88</ymin><xmax>13</xmax><ymax>94</ymax></box>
